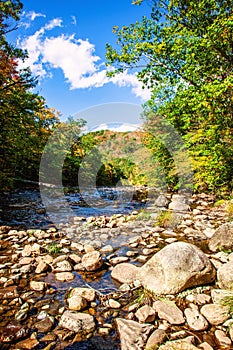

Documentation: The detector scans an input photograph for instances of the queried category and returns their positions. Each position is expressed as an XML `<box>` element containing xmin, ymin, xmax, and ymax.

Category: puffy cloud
<box><xmin>18</xmin><ymin>18</ymin><xmax>151</xmax><ymax>101</ymax></box>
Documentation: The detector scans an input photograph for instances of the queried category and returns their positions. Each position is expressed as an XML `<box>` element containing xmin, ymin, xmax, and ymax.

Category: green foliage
<box><xmin>226</xmin><ymin>202</ymin><xmax>233</xmax><ymax>221</ymax></box>
<box><xmin>155</xmin><ymin>209</ymin><xmax>179</xmax><ymax>228</ymax></box>
<box><xmin>220</xmin><ymin>295</ymin><xmax>233</xmax><ymax>312</ymax></box>
<box><xmin>0</xmin><ymin>0</ymin><xmax>60</xmax><ymax>189</ymax></box>
<box><xmin>106</xmin><ymin>0</ymin><xmax>233</xmax><ymax>194</ymax></box>
<box><xmin>46</xmin><ymin>243</ymin><xmax>61</xmax><ymax>255</ymax></box>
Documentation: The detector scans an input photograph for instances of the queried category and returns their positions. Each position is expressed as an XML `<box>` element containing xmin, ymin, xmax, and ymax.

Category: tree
<box><xmin>0</xmin><ymin>0</ymin><xmax>60</xmax><ymax>188</ymax></box>
<box><xmin>106</xmin><ymin>0</ymin><xmax>233</xmax><ymax>194</ymax></box>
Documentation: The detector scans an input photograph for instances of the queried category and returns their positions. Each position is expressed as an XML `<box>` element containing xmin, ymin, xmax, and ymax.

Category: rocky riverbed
<box><xmin>1</xmin><ymin>191</ymin><xmax>233</xmax><ymax>349</ymax></box>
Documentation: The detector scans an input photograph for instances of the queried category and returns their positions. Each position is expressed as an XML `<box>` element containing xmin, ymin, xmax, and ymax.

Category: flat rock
<box><xmin>0</xmin><ymin>322</ymin><xmax>28</xmax><ymax>342</ymax></box>
<box><xmin>55</xmin><ymin>272</ymin><xmax>75</xmax><ymax>282</ymax></box>
<box><xmin>34</xmin><ymin>316</ymin><xmax>54</xmax><ymax>333</ymax></box>
<box><xmin>136</xmin><ymin>242</ymin><xmax>216</xmax><ymax>295</ymax></box>
<box><xmin>153</xmin><ymin>300</ymin><xmax>185</xmax><ymax>325</ymax></box>
<box><xmin>59</xmin><ymin>310</ymin><xmax>95</xmax><ymax>333</ymax></box>
<box><xmin>35</xmin><ymin>261</ymin><xmax>49</xmax><ymax>274</ymax></box>
<box><xmin>159</xmin><ymin>336</ymin><xmax>199</xmax><ymax>350</ymax></box>
<box><xmin>15</xmin><ymin>338</ymin><xmax>39</xmax><ymax>349</ymax></box>
<box><xmin>111</xmin><ymin>263</ymin><xmax>139</xmax><ymax>284</ymax></box>
<box><xmin>201</xmin><ymin>304</ymin><xmax>230</xmax><ymax>325</ymax></box>
<box><xmin>116</xmin><ymin>318</ymin><xmax>154</xmax><ymax>350</ymax></box>
<box><xmin>135</xmin><ymin>305</ymin><xmax>156</xmax><ymax>323</ymax></box>
<box><xmin>30</xmin><ymin>281</ymin><xmax>47</xmax><ymax>292</ymax></box>
<box><xmin>184</xmin><ymin>307</ymin><xmax>209</xmax><ymax>331</ymax></box>
<box><xmin>145</xmin><ymin>329</ymin><xmax>167</xmax><ymax>349</ymax></box>
<box><xmin>81</xmin><ymin>251</ymin><xmax>103</xmax><ymax>271</ymax></box>
<box><xmin>54</xmin><ymin>260</ymin><xmax>72</xmax><ymax>272</ymax></box>
<box><xmin>0</xmin><ymin>286</ymin><xmax>18</xmax><ymax>299</ymax></box>
<box><xmin>215</xmin><ymin>329</ymin><xmax>232</xmax><ymax>348</ymax></box>
<box><xmin>68</xmin><ymin>295</ymin><xmax>87</xmax><ymax>311</ymax></box>
<box><xmin>69</xmin><ymin>287</ymin><xmax>96</xmax><ymax>302</ymax></box>
<box><xmin>208</xmin><ymin>223</ymin><xmax>233</xmax><ymax>252</ymax></box>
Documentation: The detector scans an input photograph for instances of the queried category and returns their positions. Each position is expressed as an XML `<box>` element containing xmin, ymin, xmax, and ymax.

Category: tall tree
<box><xmin>0</xmin><ymin>0</ymin><xmax>60</xmax><ymax>188</ymax></box>
<box><xmin>106</xmin><ymin>0</ymin><xmax>233</xmax><ymax>194</ymax></box>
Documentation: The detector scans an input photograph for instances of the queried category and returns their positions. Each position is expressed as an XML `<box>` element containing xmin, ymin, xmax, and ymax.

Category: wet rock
<box><xmin>0</xmin><ymin>286</ymin><xmax>18</xmax><ymax>299</ymax></box>
<box><xmin>111</xmin><ymin>262</ymin><xmax>139</xmax><ymax>284</ymax></box>
<box><xmin>153</xmin><ymin>300</ymin><xmax>185</xmax><ymax>325</ymax></box>
<box><xmin>69</xmin><ymin>254</ymin><xmax>81</xmax><ymax>264</ymax></box>
<box><xmin>68</xmin><ymin>295</ymin><xmax>87</xmax><ymax>311</ymax></box>
<box><xmin>136</xmin><ymin>242</ymin><xmax>216</xmax><ymax>295</ymax></box>
<box><xmin>30</xmin><ymin>281</ymin><xmax>47</xmax><ymax>292</ymax></box>
<box><xmin>69</xmin><ymin>287</ymin><xmax>96</xmax><ymax>302</ymax></box>
<box><xmin>34</xmin><ymin>316</ymin><xmax>54</xmax><ymax>332</ymax></box>
<box><xmin>81</xmin><ymin>251</ymin><xmax>103</xmax><ymax>271</ymax></box>
<box><xmin>108</xmin><ymin>299</ymin><xmax>121</xmax><ymax>309</ymax></box>
<box><xmin>55</xmin><ymin>272</ymin><xmax>75</xmax><ymax>282</ymax></box>
<box><xmin>35</xmin><ymin>261</ymin><xmax>49</xmax><ymax>274</ymax></box>
<box><xmin>168</xmin><ymin>194</ymin><xmax>190</xmax><ymax>212</ymax></box>
<box><xmin>54</xmin><ymin>260</ymin><xmax>72</xmax><ymax>272</ymax></box>
<box><xmin>100</xmin><ymin>245</ymin><xmax>114</xmax><ymax>253</ymax></box>
<box><xmin>208</xmin><ymin>222</ymin><xmax>233</xmax><ymax>252</ymax></box>
<box><xmin>184</xmin><ymin>307</ymin><xmax>209</xmax><ymax>331</ymax></box>
<box><xmin>15</xmin><ymin>302</ymin><xmax>29</xmax><ymax>321</ymax></box>
<box><xmin>116</xmin><ymin>318</ymin><xmax>154</xmax><ymax>350</ymax></box>
<box><xmin>135</xmin><ymin>305</ymin><xmax>156</xmax><ymax>323</ymax></box>
<box><xmin>200</xmin><ymin>303</ymin><xmax>230</xmax><ymax>325</ymax></box>
<box><xmin>14</xmin><ymin>338</ymin><xmax>39</xmax><ymax>349</ymax></box>
<box><xmin>59</xmin><ymin>310</ymin><xmax>95</xmax><ymax>333</ymax></box>
<box><xmin>215</xmin><ymin>329</ymin><xmax>232</xmax><ymax>348</ymax></box>
<box><xmin>217</xmin><ymin>260</ymin><xmax>233</xmax><ymax>289</ymax></box>
<box><xmin>19</xmin><ymin>257</ymin><xmax>34</xmax><ymax>265</ymax></box>
<box><xmin>110</xmin><ymin>256</ymin><xmax>129</xmax><ymax>265</ymax></box>
<box><xmin>0</xmin><ymin>322</ymin><xmax>29</xmax><ymax>342</ymax></box>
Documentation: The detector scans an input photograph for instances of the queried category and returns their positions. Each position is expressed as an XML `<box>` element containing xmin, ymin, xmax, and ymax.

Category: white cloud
<box><xmin>26</xmin><ymin>11</ymin><xmax>46</xmax><ymax>21</ymax></box>
<box><xmin>71</xmin><ymin>15</ymin><xmax>77</xmax><ymax>26</ymax></box>
<box><xmin>18</xmin><ymin>18</ymin><xmax>151</xmax><ymax>101</ymax></box>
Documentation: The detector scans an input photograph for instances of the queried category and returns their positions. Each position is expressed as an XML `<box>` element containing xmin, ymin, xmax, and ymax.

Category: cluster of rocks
<box><xmin>0</xmin><ymin>193</ymin><xmax>233</xmax><ymax>349</ymax></box>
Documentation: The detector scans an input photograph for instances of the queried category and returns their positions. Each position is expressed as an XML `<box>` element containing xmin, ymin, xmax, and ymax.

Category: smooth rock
<box><xmin>108</xmin><ymin>299</ymin><xmax>121</xmax><ymax>309</ymax></box>
<box><xmin>153</xmin><ymin>300</ymin><xmax>185</xmax><ymax>325</ymax></box>
<box><xmin>54</xmin><ymin>260</ymin><xmax>72</xmax><ymax>272</ymax></box>
<box><xmin>201</xmin><ymin>303</ymin><xmax>230</xmax><ymax>325</ymax></box>
<box><xmin>68</xmin><ymin>295</ymin><xmax>87</xmax><ymax>311</ymax></box>
<box><xmin>215</xmin><ymin>329</ymin><xmax>232</xmax><ymax>348</ymax></box>
<box><xmin>55</xmin><ymin>272</ymin><xmax>75</xmax><ymax>282</ymax></box>
<box><xmin>0</xmin><ymin>286</ymin><xmax>18</xmax><ymax>299</ymax></box>
<box><xmin>111</xmin><ymin>263</ymin><xmax>139</xmax><ymax>284</ymax></box>
<box><xmin>34</xmin><ymin>316</ymin><xmax>54</xmax><ymax>332</ymax></box>
<box><xmin>14</xmin><ymin>338</ymin><xmax>39</xmax><ymax>349</ymax></box>
<box><xmin>145</xmin><ymin>329</ymin><xmax>167</xmax><ymax>349</ymax></box>
<box><xmin>184</xmin><ymin>307</ymin><xmax>209</xmax><ymax>331</ymax></box>
<box><xmin>59</xmin><ymin>310</ymin><xmax>95</xmax><ymax>333</ymax></box>
<box><xmin>116</xmin><ymin>318</ymin><xmax>154</xmax><ymax>350</ymax></box>
<box><xmin>135</xmin><ymin>305</ymin><xmax>156</xmax><ymax>323</ymax></box>
<box><xmin>136</xmin><ymin>242</ymin><xmax>216</xmax><ymax>295</ymax></box>
<box><xmin>217</xmin><ymin>260</ymin><xmax>233</xmax><ymax>289</ymax></box>
<box><xmin>159</xmin><ymin>336</ymin><xmax>199</xmax><ymax>350</ymax></box>
<box><xmin>0</xmin><ymin>322</ymin><xmax>28</xmax><ymax>342</ymax></box>
<box><xmin>35</xmin><ymin>261</ymin><xmax>49</xmax><ymax>274</ymax></box>
<box><xmin>69</xmin><ymin>287</ymin><xmax>96</xmax><ymax>302</ymax></box>
<box><xmin>81</xmin><ymin>251</ymin><xmax>103</xmax><ymax>271</ymax></box>
<box><xmin>30</xmin><ymin>281</ymin><xmax>47</xmax><ymax>292</ymax></box>
<box><xmin>208</xmin><ymin>223</ymin><xmax>233</xmax><ymax>252</ymax></box>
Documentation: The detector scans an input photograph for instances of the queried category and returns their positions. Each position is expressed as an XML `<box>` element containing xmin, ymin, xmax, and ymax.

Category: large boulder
<box><xmin>116</xmin><ymin>318</ymin><xmax>154</xmax><ymax>350</ymax></box>
<box><xmin>208</xmin><ymin>223</ymin><xmax>233</xmax><ymax>252</ymax></box>
<box><xmin>136</xmin><ymin>242</ymin><xmax>216</xmax><ymax>295</ymax></box>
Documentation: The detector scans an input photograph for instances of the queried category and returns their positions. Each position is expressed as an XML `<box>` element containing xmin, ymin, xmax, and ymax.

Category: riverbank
<box><xmin>0</xmin><ymin>192</ymin><xmax>233</xmax><ymax>349</ymax></box>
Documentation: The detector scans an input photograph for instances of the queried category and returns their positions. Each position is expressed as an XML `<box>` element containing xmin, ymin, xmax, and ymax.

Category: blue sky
<box><xmin>8</xmin><ymin>0</ymin><xmax>152</xmax><ymax>124</ymax></box>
